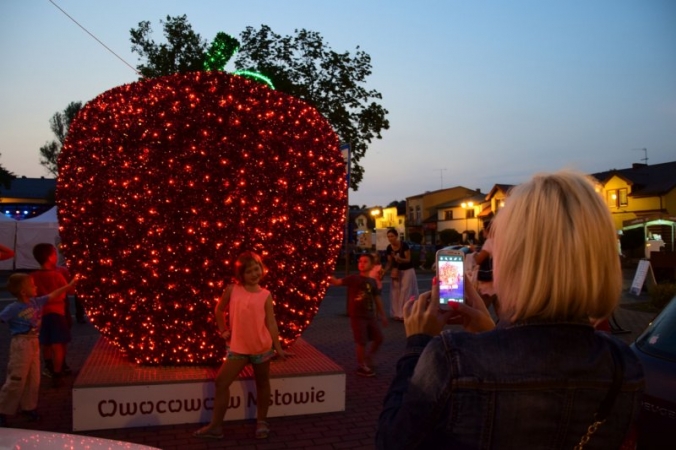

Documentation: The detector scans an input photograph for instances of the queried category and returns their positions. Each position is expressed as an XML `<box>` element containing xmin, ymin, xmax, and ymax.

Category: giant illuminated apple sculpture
<box><xmin>57</xmin><ymin>71</ymin><xmax>346</xmax><ymax>365</ymax></box>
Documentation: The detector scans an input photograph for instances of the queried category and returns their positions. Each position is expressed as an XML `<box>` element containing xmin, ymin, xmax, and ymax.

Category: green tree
<box><xmin>129</xmin><ymin>17</ymin><xmax>389</xmax><ymax>190</ymax></box>
<box><xmin>130</xmin><ymin>15</ymin><xmax>207</xmax><ymax>78</ymax></box>
<box><xmin>39</xmin><ymin>101</ymin><xmax>82</xmax><ymax>175</ymax></box>
<box><xmin>0</xmin><ymin>154</ymin><xmax>16</xmax><ymax>189</ymax></box>
<box><xmin>439</xmin><ymin>229</ymin><xmax>462</xmax><ymax>246</ymax></box>
<box><xmin>235</xmin><ymin>25</ymin><xmax>389</xmax><ymax>190</ymax></box>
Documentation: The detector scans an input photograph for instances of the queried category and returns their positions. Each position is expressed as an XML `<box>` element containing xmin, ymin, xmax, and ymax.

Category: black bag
<box><xmin>477</xmin><ymin>256</ymin><xmax>493</xmax><ymax>282</ymax></box>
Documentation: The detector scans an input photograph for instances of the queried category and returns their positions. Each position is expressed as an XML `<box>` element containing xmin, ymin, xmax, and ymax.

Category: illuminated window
<box><xmin>607</xmin><ymin>190</ymin><xmax>619</xmax><ymax>208</ymax></box>
<box><xmin>619</xmin><ymin>188</ymin><xmax>628</xmax><ymax>207</ymax></box>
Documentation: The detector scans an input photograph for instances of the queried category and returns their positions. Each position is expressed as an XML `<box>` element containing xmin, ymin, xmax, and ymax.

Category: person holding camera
<box><xmin>376</xmin><ymin>171</ymin><xmax>644</xmax><ymax>450</ymax></box>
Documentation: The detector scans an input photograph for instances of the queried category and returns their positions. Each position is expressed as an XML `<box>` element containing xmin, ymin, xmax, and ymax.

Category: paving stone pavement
<box><xmin>0</xmin><ymin>269</ymin><xmax>658</xmax><ymax>449</ymax></box>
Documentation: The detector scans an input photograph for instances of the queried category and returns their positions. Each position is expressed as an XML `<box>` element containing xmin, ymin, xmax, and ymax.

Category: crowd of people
<box><xmin>0</xmin><ymin>170</ymin><xmax>646</xmax><ymax>447</ymax></box>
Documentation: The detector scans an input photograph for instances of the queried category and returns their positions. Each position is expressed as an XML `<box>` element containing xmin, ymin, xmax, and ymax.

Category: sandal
<box><xmin>193</xmin><ymin>426</ymin><xmax>223</xmax><ymax>439</ymax></box>
<box><xmin>255</xmin><ymin>420</ymin><xmax>270</xmax><ymax>439</ymax></box>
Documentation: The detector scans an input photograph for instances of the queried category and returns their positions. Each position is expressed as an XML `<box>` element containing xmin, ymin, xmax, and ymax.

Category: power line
<box><xmin>48</xmin><ymin>0</ymin><xmax>140</xmax><ymax>76</ymax></box>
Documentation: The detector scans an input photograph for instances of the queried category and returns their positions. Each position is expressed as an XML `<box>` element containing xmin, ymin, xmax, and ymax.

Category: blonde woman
<box><xmin>377</xmin><ymin>171</ymin><xmax>644</xmax><ymax>449</ymax></box>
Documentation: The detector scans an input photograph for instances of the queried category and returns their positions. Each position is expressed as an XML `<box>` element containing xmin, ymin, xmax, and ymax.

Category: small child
<box><xmin>0</xmin><ymin>273</ymin><xmax>78</xmax><ymax>427</ymax></box>
<box><xmin>194</xmin><ymin>251</ymin><xmax>286</xmax><ymax>440</ymax></box>
<box><xmin>330</xmin><ymin>253</ymin><xmax>388</xmax><ymax>377</ymax></box>
<box><xmin>31</xmin><ymin>243</ymin><xmax>75</xmax><ymax>387</ymax></box>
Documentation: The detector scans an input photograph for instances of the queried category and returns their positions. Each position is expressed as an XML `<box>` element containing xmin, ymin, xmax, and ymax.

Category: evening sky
<box><xmin>1</xmin><ymin>0</ymin><xmax>674</xmax><ymax>207</ymax></box>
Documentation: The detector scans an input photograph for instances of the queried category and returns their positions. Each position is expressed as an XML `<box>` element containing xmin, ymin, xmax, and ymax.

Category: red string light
<box><xmin>57</xmin><ymin>72</ymin><xmax>346</xmax><ymax>365</ymax></box>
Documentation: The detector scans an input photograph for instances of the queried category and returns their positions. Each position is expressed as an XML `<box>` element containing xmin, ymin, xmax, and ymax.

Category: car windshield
<box><xmin>634</xmin><ymin>297</ymin><xmax>676</xmax><ymax>362</ymax></box>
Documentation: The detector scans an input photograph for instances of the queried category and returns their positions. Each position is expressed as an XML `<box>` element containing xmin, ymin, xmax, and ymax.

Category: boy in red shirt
<box><xmin>30</xmin><ymin>243</ymin><xmax>74</xmax><ymax>387</ymax></box>
<box><xmin>330</xmin><ymin>253</ymin><xmax>388</xmax><ymax>377</ymax></box>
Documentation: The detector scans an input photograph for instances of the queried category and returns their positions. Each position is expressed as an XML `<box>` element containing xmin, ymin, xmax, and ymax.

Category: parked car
<box><xmin>630</xmin><ymin>295</ymin><xmax>676</xmax><ymax>449</ymax></box>
<box><xmin>0</xmin><ymin>428</ymin><xmax>160</xmax><ymax>450</ymax></box>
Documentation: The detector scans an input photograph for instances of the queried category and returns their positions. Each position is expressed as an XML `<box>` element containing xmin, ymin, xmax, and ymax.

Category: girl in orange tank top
<box><xmin>194</xmin><ymin>251</ymin><xmax>286</xmax><ymax>441</ymax></box>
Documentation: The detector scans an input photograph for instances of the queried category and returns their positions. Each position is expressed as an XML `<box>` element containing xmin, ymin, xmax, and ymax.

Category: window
<box><xmin>607</xmin><ymin>190</ymin><xmax>618</xmax><ymax>208</ymax></box>
<box><xmin>356</xmin><ymin>218</ymin><xmax>365</xmax><ymax>227</ymax></box>
<box><xmin>619</xmin><ymin>188</ymin><xmax>628</xmax><ymax>207</ymax></box>
<box><xmin>416</xmin><ymin>206</ymin><xmax>421</xmax><ymax>222</ymax></box>
<box><xmin>466</xmin><ymin>209</ymin><xmax>475</xmax><ymax>219</ymax></box>
<box><xmin>444</xmin><ymin>210</ymin><xmax>453</xmax><ymax>220</ymax></box>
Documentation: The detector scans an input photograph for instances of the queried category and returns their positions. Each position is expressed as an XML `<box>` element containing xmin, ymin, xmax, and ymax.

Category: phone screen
<box><xmin>437</xmin><ymin>253</ymin><xmax>465</xmax><ymax>306</ymax></box>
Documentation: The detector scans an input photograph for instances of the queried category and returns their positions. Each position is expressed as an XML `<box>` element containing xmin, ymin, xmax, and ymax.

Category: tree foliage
<box><xmin>129</xmin><ymin>17</ymin><xmax>389</xmax><ymax>190</ymax></box>
<box><xmin>235</xmin><ymin>25</ymin><xmax>389</xmax><ymax>190</ymax></box>
<box><xmin>39</xmin><ymin>101</ymin><xmax>82</xmax><ymax>176</ymax></box>
<box><xmin>0</xmin><ymin>154</ymin><xmax>16</xmax><ymax>189</ymax></box>
<box><xmin>439</xmin><ymin>229</ymin><xmax>462</xmax><ymax>246</ymax></box>
<box><xmin>130</xmin><ymin>15</ymin><xmax>207</xmax><ymax>78</ymax></box>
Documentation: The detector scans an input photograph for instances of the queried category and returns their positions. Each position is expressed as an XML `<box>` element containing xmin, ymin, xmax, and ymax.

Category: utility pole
<box><xmin>434</xmin><ymin>168</ymin><xmax>448</xmax><ymax>189</ymax></box>
<box><xmin>632</xmin><ymin>148</ymin><xmax>648</xmax><ymax>165</ymax></box>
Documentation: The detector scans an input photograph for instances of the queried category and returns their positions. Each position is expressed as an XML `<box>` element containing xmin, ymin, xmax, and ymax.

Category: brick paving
<box><xmin>0</xmin><ymin>269</ymin><xmax>658</xmax><ymax>449</ymax></box>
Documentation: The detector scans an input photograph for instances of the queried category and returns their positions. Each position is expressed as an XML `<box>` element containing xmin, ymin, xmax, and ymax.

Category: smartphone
<box><xmin>436</xmin><ymin>249</ymin><xmax>465</xmax><ymax>309</ymax></box>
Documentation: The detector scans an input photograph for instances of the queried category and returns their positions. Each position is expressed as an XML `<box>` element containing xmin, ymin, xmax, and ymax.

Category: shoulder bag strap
<box><xmin>574</xmin><ymin>341</ymin><xmax>625</xmax><ymax>450</ymax></box>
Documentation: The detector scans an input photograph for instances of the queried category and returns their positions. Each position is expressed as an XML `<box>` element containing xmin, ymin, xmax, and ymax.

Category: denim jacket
<box><xmin>377</xmin><ymin>321</ymin><xmax>644</xmax><ymax>450</ymax></box>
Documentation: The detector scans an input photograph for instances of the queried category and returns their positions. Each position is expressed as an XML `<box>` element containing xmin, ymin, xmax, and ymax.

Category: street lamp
<box><xmin>461</xmin><ymin>201</ymin><xmax>474</xmax><ymax>241</ymax></box>
<box><xmin>371</xmin><ymin>208</ymin><xmax>381</xmax><ymax>229</ymax></box>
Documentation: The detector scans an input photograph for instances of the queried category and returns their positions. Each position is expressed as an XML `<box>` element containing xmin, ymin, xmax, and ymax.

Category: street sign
<box><xmin>630</xmin><ymin>259</ymin><xmax>656</xmax><ymax>296</ymax></box>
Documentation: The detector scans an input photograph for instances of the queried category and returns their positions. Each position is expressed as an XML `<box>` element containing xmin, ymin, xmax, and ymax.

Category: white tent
<box><xmin>0</xmin><ymin>213</ymin><xmax>17</xmax><ymax>270</ymax></box>
<box><xmin>15</xmin><ymin>206</ymin><xmax>63</xmax><ymax>270</ymax></box>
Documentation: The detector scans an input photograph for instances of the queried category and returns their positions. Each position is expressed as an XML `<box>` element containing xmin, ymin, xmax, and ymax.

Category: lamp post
<box><xmin>461</xmin><ymin>201</ymin><xmax>474</xmax><ymax>242</ymax></box>
<box><xmin>371</xmin><ymin>208</ymin><xmax>381</xmax><ymax>250</ymax></box>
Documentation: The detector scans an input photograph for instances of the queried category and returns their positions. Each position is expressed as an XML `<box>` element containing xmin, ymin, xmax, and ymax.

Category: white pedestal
<box><xmin>72</xmin><ymin>338</ymin><xmax>345</xmax><ymax>431</ymax></box>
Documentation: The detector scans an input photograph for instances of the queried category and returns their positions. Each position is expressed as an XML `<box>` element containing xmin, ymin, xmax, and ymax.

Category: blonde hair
<box><xmin>492</xmin><ymin>170</ymin><xmax>621</xmax><ymax>322</ymax></box>
<box><xmin>6</xmin><ymin>273</ymin><xmax>30</xmax><ymax>298</ymax></box>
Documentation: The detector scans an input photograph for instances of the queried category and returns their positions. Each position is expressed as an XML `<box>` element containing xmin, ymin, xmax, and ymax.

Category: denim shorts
<box><xmin>226</xmin><ymin>348</ymin><xmax>275</xmax><ymax>364</ymax></box>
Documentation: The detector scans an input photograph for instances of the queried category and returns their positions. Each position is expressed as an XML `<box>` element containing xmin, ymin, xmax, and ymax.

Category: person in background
<box><xmin>0</xmin><ymin>243</ymin><xmax>15</xmax><ymax>261</ymax></box>
<box><xmin>0</xmin><ymin>273</ymin><xmax>78</xmax><ymax>427</ymax></box>
<box><xmin>471</xmin><ymin>220</ymin><xmax>497</xmax><ymax>313</ymax></box>
<box><xmin>194</xmin><ymin>251</ymin><xmax>286</xmax><ymax>440</ymax></box>
<box><xmin>383</xmin><ymin>228</ymin><xmax>418</xmax><ymax>321</ymax></box>
<box><xmin>377</xmin><ymin>171</ymin><xmax>644</xmax><ymax>449</ymax></box>
<box><xmin>331</xmin><ymin>253</ymin><xmax>388</xmax><ymax>377</ymax></box>
<box><xmin>369</xmin><ymin>250</ymin><xmax>384</xmax><ymax>290</ymax></box>
<box><xmin>30</xmin><ymin>243</ymin><xmax>75</xmax><ymax>387</ymax></box>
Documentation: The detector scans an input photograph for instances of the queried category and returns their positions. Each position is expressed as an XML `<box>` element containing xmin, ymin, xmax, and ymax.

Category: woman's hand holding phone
<box><xmin>403</xmin><ymin>275</ymin><xmax>496</xmax><ymax>337</ymax></box>
<box><xmin>450</xmin><ymin>275</ymin><xmax>496</xmax><ymax>333</ymax></box>
<box><xmin>402</xmin><ymin>280</ymin><xmax>453</xmax><ymax>338</ymax></box>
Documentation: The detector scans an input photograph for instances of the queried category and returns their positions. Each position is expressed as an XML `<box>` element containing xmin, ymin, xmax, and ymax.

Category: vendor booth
<box><xmin>15</xmin><ymin>206</ymin><xmax>63</xmax><ymax>269</ymax></box>
<box><xmin>0</xmin><ymin>214</ymin><xmax>17</xmax><ymax>270</ymax></box>
<box><xmin>622</xmin><ymin>214</ymin><xmax>676</xmax><ymax>258</ymax></box>
<box><xmin>623</xmin><ymin>214</ymin><xmax>676</xmax><ymax>281</ymax></box>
